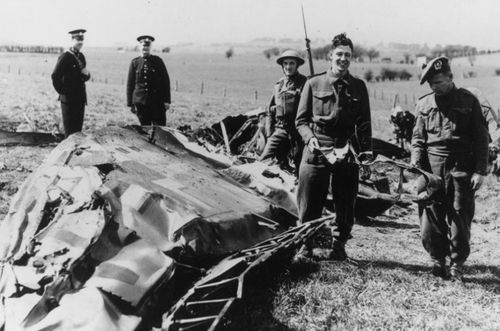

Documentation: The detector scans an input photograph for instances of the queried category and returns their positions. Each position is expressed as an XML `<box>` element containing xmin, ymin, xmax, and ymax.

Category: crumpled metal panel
<box><xmin>22</xmin><ymin>287</ymin><xmax>141</xmax><ymax>331</ymax></box>
<box><xmin>0</xmin><ymin>126</ymin><xmax>300</xmax><ymax>331</ymax></box>
<box><xmin>0</xmin><ymin>165</ymin><xmax>103</xmax><ymax>262</ymax></box>
<box><xmin>86</xmin><ymin>239</ymin><xmax>176</xmax><ymax>306</ymax></box>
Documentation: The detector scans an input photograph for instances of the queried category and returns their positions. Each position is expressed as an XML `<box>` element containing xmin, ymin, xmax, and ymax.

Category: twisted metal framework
<box><xmin>163</xmin><ymin>216</ymin><xmax>332</xmax><ymax>331</ymax></box>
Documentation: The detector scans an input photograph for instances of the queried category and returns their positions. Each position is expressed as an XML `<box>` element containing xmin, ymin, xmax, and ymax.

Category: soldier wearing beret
<box><xmin>295</xmin><ymin>33</ymin><xmax>372</xmax><ymax>260</ymax></box>
<box><xmin>127</xmin><ymin>35</ymin><xmax>171</xmax><ymax>125</ymax></box>
<box><xmin>411</xmin><ymin>56</ymin><xmax>489</xmax><ymax>280</ymax></box>
<box><xmin>51</xmin><ymin>29</ymin><xmax>91</xmax><ymax>137</ymax></box>
<box><xmin>260</xmin><ymin>50</ymin><xmax>307</xmax><ymax>174</ymax></box>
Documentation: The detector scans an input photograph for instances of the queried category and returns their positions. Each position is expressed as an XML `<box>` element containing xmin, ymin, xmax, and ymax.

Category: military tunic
<box><xmin>51</xmin><ymin>49</ymin><xmax>90</xmax><ymax>137</ymax></box>
<box><xmin>260</xmin><ymin>72</ymin><xmax>307</xmax><ymax>173</ymax></box>
<box><xmin>127</xmin><ymin>55</ymin><xmax>170</xmax><ymax>125</ymax></box>
<box><xmin>411</xmin><ymin>86</ymin><xmax>489</xmax><ymax>264</ymax></box>
<box><xmin>295</xmin><ymin>69</ymin><xmax>372</xmax><ymax>244</ymax></box>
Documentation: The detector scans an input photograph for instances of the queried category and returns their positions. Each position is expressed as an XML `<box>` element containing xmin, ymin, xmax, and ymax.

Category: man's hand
<box><xmin>470</xmin><ymin>173</ymin><xmax>484</xmax><ymax>191</ymax></box>
<box><xmin>130</xmin><ymin>105</ymin><xmax>136</xmax><ymax>114</ymax></box>
<box><xmin>165</xmin><ymin>103</ymin><xmax>171</xmax><ymax>111</ymax></box>
<box><xmin>307</xmin><ymin>137</ymin><xmax>320</xmax><ymax>152</ymax></box>
<box><xmin>81</xmin><ymin>68</ymin><xmax>90</xmax><ymax>77</ymax></box>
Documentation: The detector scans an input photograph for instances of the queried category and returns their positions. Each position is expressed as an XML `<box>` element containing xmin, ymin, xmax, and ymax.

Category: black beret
<box><xmin>420</xmin><ymin>56</ymin><xmax>451</xmax><ymax>85</ymax></box>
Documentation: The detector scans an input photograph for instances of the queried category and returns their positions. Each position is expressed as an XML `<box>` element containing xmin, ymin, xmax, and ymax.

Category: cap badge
<box><xmin>434</xmin><ymin>60</ymin><xmax>442</xmax><ymax>70</ymax></box>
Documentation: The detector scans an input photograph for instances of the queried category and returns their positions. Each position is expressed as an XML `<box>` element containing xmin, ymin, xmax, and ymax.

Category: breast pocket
<box><xmin>312</xmin><ymin>90</ymin><xmax>336</xmax><ymax>116</ymax></box>
<box><xmin>425</xmin><ymin>110</ymin><xmax>441</xmax><ymax>134</ymax></box>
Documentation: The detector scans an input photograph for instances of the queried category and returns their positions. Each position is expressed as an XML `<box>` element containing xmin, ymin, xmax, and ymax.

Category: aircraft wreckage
<box><xmin>0</xmin><ymin>112</ymin><xmax>443</xmax><ymax>330</ymax></box>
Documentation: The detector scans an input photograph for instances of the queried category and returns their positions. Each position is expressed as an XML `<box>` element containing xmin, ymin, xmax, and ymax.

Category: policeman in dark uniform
<box><xmin>260</xmin><ymin>50</ymin><xmax>307</xmax><ymax>174</ymax></box>
<box><xmin>295</xmin><ymin>33</ymin><xmax>372</xmax><ymax>260</ymax></box>
<box><xmin>127</xmin><ymin>35</ymin><xmax>171</xmax><ymax>125</ymax></box>
<box><xmin>411</xmin><ymin>57</ymin><xmax>489</xmax><ymax>280</ymax></box>
<box><xmin>51</xmin><ymin>29</ymin><xmax>91</xmax><ymax>137</ymax></box>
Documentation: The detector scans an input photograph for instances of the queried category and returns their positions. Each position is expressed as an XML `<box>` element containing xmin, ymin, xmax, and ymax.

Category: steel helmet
<box><xmin>276</xmin><ymin>50</ymin><xmax>305</xmax><ymax>66</ymax></box>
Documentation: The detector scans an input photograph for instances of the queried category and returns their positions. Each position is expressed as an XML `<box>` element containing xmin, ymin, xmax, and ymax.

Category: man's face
<box><xmin>282</xmin><ymin>58</ymin><xmax>298</xmax><ymax>77</ymax></box>
<box><xmin>428</xmin><ymin>73</ymin><xmax>453</xmax><ymax>96</ymax></box>
<box><xmin>140</xmin><ymin>42</ymin><xmax>151</xmax><ymax>56</ymax></box>
<box><xmin>72</xmin><ymin>37</ymin><xmax>84</xmax><ymax>51</ymax></box>
<box><xmin>330</xmin><ymin>45</ymin><xmax>352</xmax><ymax>73</ymax></box>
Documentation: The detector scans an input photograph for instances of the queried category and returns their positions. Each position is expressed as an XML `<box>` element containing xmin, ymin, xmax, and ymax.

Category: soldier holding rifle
<box><xmin>260</xmin><ymin>50</ymin><xmax>307</xmax><ymax>174</ymax></box>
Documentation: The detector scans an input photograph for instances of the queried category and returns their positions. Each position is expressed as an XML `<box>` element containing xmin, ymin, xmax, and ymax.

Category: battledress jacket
<box><xmin>295</xmin><ymin>69</ymin><xmax>372</xmax><ymax>152</ymax></box>
<box><xmin>267</xmin><ymin>73</ymin><xmax>308</xmax><ymax>132</ymax></box>
<box><xmin>127</xmin><ymin>55</ymin><xmax>170</xmax><ymax>107</ymax></box>
<box><xmin>411</xmin><ymin>87</ymin><xmax>489</xmax><ymax>175</ymax></box>
<box><xmin>51</xmin><ymin>50</ymin><xmax>90</xmax><ymax>104</ymax></box>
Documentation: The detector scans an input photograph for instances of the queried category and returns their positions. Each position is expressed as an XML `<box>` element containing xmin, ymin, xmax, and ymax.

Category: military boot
<box><xmin>450</xmin><ymin>261</ymin><xmax>465</xmax><ymax>282</ymax></box>
<box><xmin>329</xmin><ymin>240</ymin><xmax>348</xmax><ymax>261</ymax></box>
<box><xmin>430</xmin><ymin>258</ymin><xmax>447</xmax><ymax>279</ymax></box>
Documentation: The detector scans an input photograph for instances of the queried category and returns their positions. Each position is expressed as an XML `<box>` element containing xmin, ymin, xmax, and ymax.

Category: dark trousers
<box><xmin>135</xmin><ymin>104</ymin><xmax>166</xmax><ymax>126</ymax></box>
<box><xmin>260</xmin><ymin>128</ymin><xmax>303</xmax><ymax>174</ymax></box>
<box><xmin>61</xmin><ymin>101</ymin><xmax>85</xmax><ymax>137</ymax></box>
<box><xmin>419</xmin><ymin>153</ymin><xmax>474</xmax><ymax>263</ymax></box>
<box><xmin>297</xmin><ymin>147</ymin><xmax>359</xmax><ymax>243</ymax></box>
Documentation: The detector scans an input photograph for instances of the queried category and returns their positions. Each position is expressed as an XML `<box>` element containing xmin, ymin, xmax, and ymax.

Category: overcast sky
<box><xmin>1</xmin><ymin>0</ymin><xmax>499</xmax><ymax>49</ymax></box>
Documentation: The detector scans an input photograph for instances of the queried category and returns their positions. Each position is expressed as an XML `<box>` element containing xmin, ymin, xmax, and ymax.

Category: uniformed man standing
<box><xmin>260</xmin><ymin>50</ymin><xmax>307</xmax><ymax>174</ymax></box>
<box><xmin>127</xmin><ymin>35</ymin><xmax>171</xmax><ymax>125</ymax></box>
<box><xmin>51</xmin><ymin>29</ymin><xmax>91</xmax><ymax>137</ymax></box>
<box><xmin>411</xmin><ymin>57</ymin><xmax>489</xmax><ymax>280</ymax></box>
<box><xmin>295</xmin><ymin>33</ymin><xmax>372</xmax><ymax>260</ymax></box>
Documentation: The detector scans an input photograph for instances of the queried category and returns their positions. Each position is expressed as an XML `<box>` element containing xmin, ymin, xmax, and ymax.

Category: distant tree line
<box><xmin>364</xmin><ymin>68</ymin><xmax>412</xmax><ymax>82</ymax></box>
<box><xmin>0</xmin><ymin>45</ymin><xmax>64</xmax><ymax>54</ymax></box>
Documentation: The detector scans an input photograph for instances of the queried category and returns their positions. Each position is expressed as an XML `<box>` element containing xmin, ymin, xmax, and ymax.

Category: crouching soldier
<box><xmin>260</xmin><ymin>50</ymin><xmax>307</xmax><ymax>175</ymax></box>
<box><xmin>411</xmin><ymin>57</ymin><xmax>489</xmax><ymax>281</ymax></box>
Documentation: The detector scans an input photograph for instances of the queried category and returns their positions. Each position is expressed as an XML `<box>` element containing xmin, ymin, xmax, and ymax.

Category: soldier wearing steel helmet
<box><xmin>295</xmin><ymin>33</ymin><xmax>372</xmax><ymax>261</ymax></box>
<box><xmin>411</xmin><ymin>56</ymin><xmax>489</xmax><ymax>281</ymax></box>
<box><xmin>260</xmin><ymin>50</ymin><xmax>307</xmax><ymax>174</ymax></box>
<box><xmin>51</xmin><ymin>29</ymin><xmax>91</xmax><ymax>137</ymax></box>
<box><xmin>127</xmin><ymin>35</ymin><xmax>171</xmax><ymax>126</ymax></box>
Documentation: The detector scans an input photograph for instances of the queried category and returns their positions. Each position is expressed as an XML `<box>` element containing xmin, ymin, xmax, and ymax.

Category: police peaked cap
<box><xmin>276</xmin><ymin>50</ymin><xmax>305</xmax><ymax>66</ymax></box>
<box><xmin>420</xmin><ymin>56</ymin><xmax>451</xmax><ymax>85</ymax></box>
<box><xmin>137</xmin><ymin>35</ymin><xmax>155</xmax><ymax>43</ymax></box>
<box><xmin>68</xmin><ymin>29</ymin><xmax>86</xmax><ymax>39</ymax></box>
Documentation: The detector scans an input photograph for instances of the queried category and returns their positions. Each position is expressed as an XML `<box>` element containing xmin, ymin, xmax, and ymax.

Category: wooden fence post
<box><xmin>175</xmin><ymin>80</ymin><xmax>178</xmax><ymax>91</ymax></box>
<box><xmin>200</xmin><ymin>81</ymin><xmax>204</xmax><ymax>95</ymax></box>
<box><xmin>254</xmin><ymin>90</ymin><xmax>258</xmax><ymax>101</ymax></box>
<box><xmin>223</xmin><ymin>88</ymin><xmax>227</xmax><ymax>97</ymax></box>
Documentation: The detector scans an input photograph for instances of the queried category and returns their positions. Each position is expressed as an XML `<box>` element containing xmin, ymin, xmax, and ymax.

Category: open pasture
<box><xmin>0</xmin><ymin>49</ymin><xmax>499</xmax><ymax>330</ymax></box>
<box><xmin>1</xmin><ymin>48</ymin><xmax>499</xmax><ymax>138</ymax></box>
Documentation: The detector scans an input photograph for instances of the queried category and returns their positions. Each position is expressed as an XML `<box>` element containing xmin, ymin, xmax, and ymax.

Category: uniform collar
<box><xmin>326</xmin><ymin>68</ymin><xmax>351</xmax><ymax>86</ymax></box>
<box><xmin>282</xmin><ymin>72</ymin><xmax>302</xmax><ymax>83</ymax></box>
<box><xmin>69</xmin><ymin>47</ymin><xmax>80</xmax><ymax>54</ymax></box>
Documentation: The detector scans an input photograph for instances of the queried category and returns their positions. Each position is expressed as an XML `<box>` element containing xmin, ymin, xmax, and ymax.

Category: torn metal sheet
<box><xmin>0</xmin><ymin>165</ymin><xmax>103</xmax><ymax>261</ymax></box>
<box><xmin>86</xmin><ymin>239</ymin><xmax>175</xmax><ymax>306</ymax></box>
<box><xmin>163</xmin><ymin>216</ymin><xmax>331</xmax><ymax>331</ymax></box>
<box><xmin>22</xmin><ymin>287</ymin><xmax>141</xmax><ymax>331</ymax></box>
<box><xmin>0</xmin><ymin>126</ymin><xmax>301</xmax><ymax>330</ymax></box>
<box><xmin>0</xmin><ymin>131</ymin><xmax>64</xmax><ymax>147</ymax></box>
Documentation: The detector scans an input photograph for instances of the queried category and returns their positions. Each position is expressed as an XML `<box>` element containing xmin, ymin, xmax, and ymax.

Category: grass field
<box><xmin>0</xmin><ymin>49</ymin><xmax>499</xmax><ymax>330</ymax></box>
